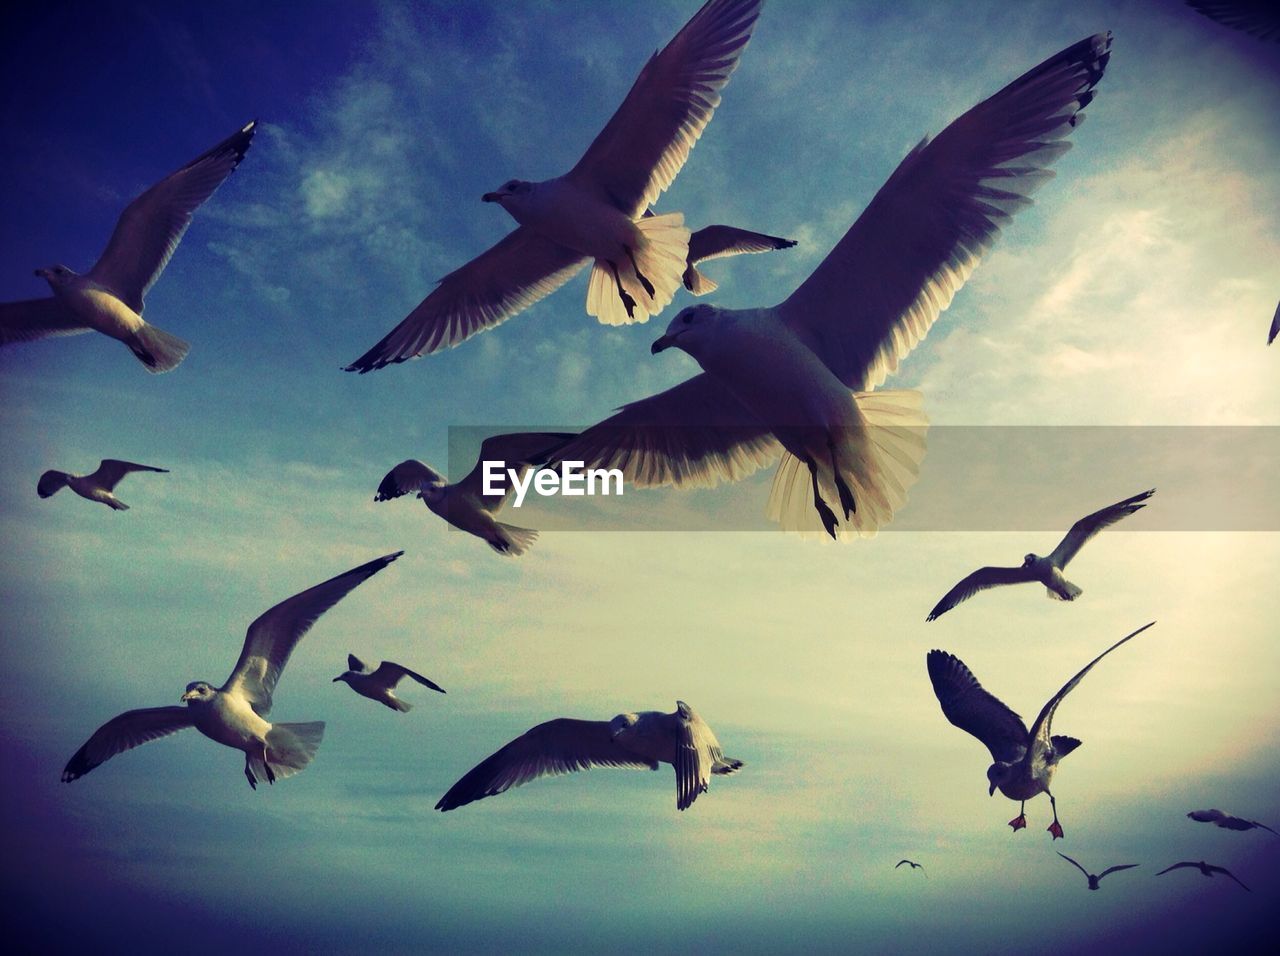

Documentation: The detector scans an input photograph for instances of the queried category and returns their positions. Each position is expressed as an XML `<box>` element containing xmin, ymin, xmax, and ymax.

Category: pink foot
<box><xmin>1048</xmin><ymin>821</ymin><xmax>1064</xmax><ymax>840</ymax></box>
<box><xmin>1008</xmin><ymin>814</ymin><xmax>1027</xmax><ymax>832</ymax></box>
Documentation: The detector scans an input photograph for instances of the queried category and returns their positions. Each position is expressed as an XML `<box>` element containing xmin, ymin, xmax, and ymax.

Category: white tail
<box><xmin>265</xmin><ymin>721</ymin><xmax>325</xmax><ymax>780</ymax></box>
<box><xmin>684</xmin><ymin>265</ymin><xmax>718</xmax><ymax>296</ymax></box>
<box><xmin>1048</xmin><ymin>579</ymin><xmax>1084</xmax><ymax>601</ymax></box>
<box><xmin>491</xmin><ymin>522</ymin><xmax>539</xmax><ymax>556</ymax></box>
<box><xmin>391</xmin><ymin>697</ymin><xmax>412</xmax><ymax>713</ymax></box>
<box><xmin>129</xmin><ymin>321</ymin><xmax>191</xmax><ymax>374</ymax></box>
<box><xmin>585</xmin><ymin>212</ymin><xmax>690</xmax><ymax>326</ymax></box>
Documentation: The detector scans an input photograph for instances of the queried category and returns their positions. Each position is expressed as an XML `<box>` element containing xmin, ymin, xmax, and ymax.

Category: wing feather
<box><xmin>926</xmin><ymin>565</ymin><xmax>1038</xmax><ymax>621</ymax></box>
<box><xmin>90</xmin><ymin>459</ymin><xmax>168</xmax><ymax>491</ymax></box>
<box><xmin>0</xmin><ymin>297</ymin><xmax>90</xmax><ymax>346</ymax></box>
<box><xmin>61</xmin><ymin>706</ymin><xmax>193</xmax><ymax>782</ymax></box>
<box><xmin>926</xmin><ymin>649</ymin><xmax>1027</xmax><ymax>764</ymax></box>
<box><xmin>1048</xmin><ymin>489</ymin><xmax>1155</xmax><ymax>567</ymax></box>
<box><xmin>371</xmin><ymin>661</ymin><xmax>446</xmax><ymax>694</ymax></box>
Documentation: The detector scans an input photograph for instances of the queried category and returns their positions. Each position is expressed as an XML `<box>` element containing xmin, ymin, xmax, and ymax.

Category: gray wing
<box><xmin>435</xmin><ymin>718</ymin><xmax>658</xmax><ymax>811</ymax></box>
<box><xmin>1186</xmin><ymin>1</ymin><xmax>1280</xmax><ymax>42</ymax></box>
<box><xmin>456</xmin><ymin>432</ymin><xmax>578</xmax><ymax>510</ymax></box>
<box><xmin>375</xmin><ymin>460</ymin><xmax>446</xmax><ymax>501</ymax></box>
<box><xmin>1027</xmin><ymin>621</ymin><xmax>1155</xmax><ymax>751</ymax></box>
<box><xmin>549</xmin><ymin>373</ymin><xmax>780</xmax><ymax>490</ymax></box>
<box><xmin>778</xmin><ymin>34</ymin><xmax>1111</xmax><ymax>390</ymax></box>
<box><xmin>347</xmin><ymin>653</ymin><xmax>368</xmax><ymax>673</ymax></box>
<box><xmin>1269</xmin><ymin>300</ymin><xmax>1279</xmax><ymax>345</ymax></box>
<box><xmin>343</xmin><ymin>228</ymin><xmax>588</xmax><ymax>370</ymax></box>
<box><xmin>1096</xmin><ymin>864</ymin><xmax>1139</xmax><ymax>880</ymax></box>
<box><xmin>926</xmin><ymin>565</ymin><xmax>1039</xmax><ymax>621</ymax></box>
<box><xmin>223</xmin><ymin>552</ymin><xmax>403</xmax><ymax>715</ymax></box>
<box><xmin>926</xmin><ymin>650</ymin><xmax>1028</xmax><ymax>763</ymax></box>
<box><xmin>674</xmin><ymin>700</ymin><xmax>730</xmax><ymax>811</ymax></box>
<box><xmin>90</xmin><ymin>459</ymin><xmax>169</xmax><ymax>491</ymax></box>
<box><xmin>0</xmin><ymin>297</ymin><xmax>91</xmax><ymax>346</ymax></box>
<box><xmin>88</xmin><ymin>121</ymin><xmax>256</xmax><ymax>311</ymax></box>
<box><xmin>565</xmin><ymin>0</ymin><xmax>763</xmax><ymax>215</ymax></box>
<box><xmin>1048</xmin><ymin>489</ymin><xmax>1155</xmax><ymax>568</ymax></box>
<box><xmin>371</xmin><ymin>661</ymin><xmax>446</xmax><ymax>694</ymax></box>
<box><xmin>61</xmin><ymin>706</ymin><xmax>194</xmax><ymax>782</ymax></box>
<box><xmin>687</xmin><ymin>225</ymin><xmax>797</xmax><ymax>266</ymax></box>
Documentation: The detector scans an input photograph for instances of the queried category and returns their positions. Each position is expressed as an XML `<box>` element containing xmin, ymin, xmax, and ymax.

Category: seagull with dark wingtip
<box><xmin>38</xmin><ymin>458</ymin><xmax>168</xmax><ymax>511</ymax></box>
<box><xmin>1157</xmin><ymin>860</ymin><xmax>1251</xmax><ymax>891</ymax></box>
<box><xmin>334</xmin><ymin>654</ymin><xmax>445</xmax><ymax>712</ymax></box>
<box><xmin>1187</xmin><ymin>808</ymin><xmax>1278</xmax><ymax>835</ymax></box>
<box><xmin>1057</xmin><ymin>852</ymin><xmax>1138</xmax><ymax>890</ymax></box>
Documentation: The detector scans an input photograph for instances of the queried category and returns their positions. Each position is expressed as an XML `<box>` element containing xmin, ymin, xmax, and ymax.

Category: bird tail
<box><xmin>713</xmin><ymin>757</ymin><xmax>744</xmax><ymax>775</ymax></box>
<box><xmin>389</xmin><ymin>697</ymin><xmax>412</xmax><ymax>713</ymax></box>
<box><xmin>683</xmin><ymin>264</ymin><xmax>718</xmax><ymax>296</ymax></box>
<box><xmin>266</xmin><ymin>721</ymin><xmax>326</xmax><ymax>779</ymax></box>
<box><xmin>1047</xmin><ymin>579</ymin><xmax>1083</xmax><ymax>601</ymax></box>
<box><xmin>104</xmin><ymin>497</ymin><xmax>129</xmax><ymax>511</ymax></box>
<box><xmin>129</xmin><ymin>321</ymin><xmax>191</xmax><ymax>374</ymax></box>
<box><xmin>490</xmin><ymin>522</ymin><xmax>538</xmax><ymax>556</ymax></box>
<box><xmin>765</xmin><ymin>389</ymin><xmax>929</xmax><ymax>538</ymax></box>
<box><xmin>585</xmin><ymin>212</ymin><xmax>689</xmax><ymax>326</ymax></box>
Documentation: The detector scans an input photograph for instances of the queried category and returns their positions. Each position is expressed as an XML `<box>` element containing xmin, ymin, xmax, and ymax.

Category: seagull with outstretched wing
<box><xmin>1157</xmin><ymin>860</ymin><xmax>1251</xmax><ymax>891</ymax></box>
<box><xmin>334</xmin><ymin>654</ymin><xmax>445</xmax><ymax>712</ymax></box>
<box><xmin>1057</xmin><ymin>852</ymin><xmax>1138</xmax><ymax>890</ymax></box>
<box><xmin>37</xmin><ymin>459</ymin><xmax>168</xmax><ymax>511</ymax></box>
<box><xmin>927</xmin><ymin>621</ymin><xmax>1154</xmax><ymax>839</ymax></box>
<box><xmin>926</xmin><ymin>489</ymin><xmax>1154</xmax><ymax>620</ymax></box>
<box><xmin>895</xmin><ymin>859</ymin><xmax>927</xmax><ymax>877</ymax></box>
<box><xmin>1188</xmin><ymin>809</ymin><xmax>1278</xmax><ymax>835</ymax></box>
<box><xmin>62</xmin><ymin>552</ymin><xmax>402</xmax><ymax>788</ymax></box>
<box><xmin>2</xmin><ymin>121</ymin><xmax>256</xmax><ymax>373</ymax></box>
<box><xmin>435</xmin><ymin>701</ymin><xmax>742</xmax><ymax>812</ymax></box>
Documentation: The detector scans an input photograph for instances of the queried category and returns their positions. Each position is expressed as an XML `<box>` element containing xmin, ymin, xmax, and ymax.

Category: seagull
<box><xmin>61</xmin><ymin>551</ymin><xmax>401</xmax><ymax>788</ymax></box>
<box><xmin>343</xmin><ymin>0</ymin><xmax>763</xmax><ymax>372</ymax></box>
<box><xmin>926</xmin><ymin>489</ymin><xmax>1155</xmax><ymax>620</ymax></box>
<box><xmin>333</xmin><ymin>654</ymin><xmax>445</xmax><ymax>712</ymax></box>
<box><xmin>895</xmin><ymin>859</ymin><xmax>927</xmax><ymax>877</ymax></box>
<box><xmin>37</xmin><ymin>459</ymin><xmax>168</xmax><ymax>511</ymax></box>
<box><xmin>1186</xmin><ymin>0</ymin><xmax>1280</xmax><ymax>42</ymax></box>
<box><xmin>375</xmin><ymin>431</ymin><xmax>575</xmax><ymax>556</ymax></box>
<box><xmin>435</xmin><ymin>700</ymin><xmax>742</xmax><ymax>812</ymax></box>
<box><xmin>1057</xmin><ymin>852</ymin><xmax>1138</xmax><ymax>890</ymax></box>
<box><xmin>1187</xmin><ymin>809</ymin><xmax>1278</xmax><ymax>835</ymax></box>
<box><xmin>927</xmin><ymin>620</ymin><xmax>1155</xmax><ymax>839</ymax></box>
<box><xmin>1</xmin><ymin>120</ymin><xmax>256</xmax><ymax>373</ymax></box>
<box><xmin>1156</xmin><ymin>861</ymin><xmax>1251</xmax><ymax>891</ymax></box>
<box><xmin>647</xmin><ymin>213</ymin><xmax>796</xmax><ymax>295</ymax></box>
<box><xmin>549</xmin><ymin>34</ymin><xmax>1112</xmax><ymax>539</ymax></box>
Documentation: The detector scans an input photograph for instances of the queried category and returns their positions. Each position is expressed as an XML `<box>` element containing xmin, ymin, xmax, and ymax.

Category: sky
<box><xmin>1</xmin><ymin>0</ymin><xmax>1278</xmax><ymax>952</ymax></box>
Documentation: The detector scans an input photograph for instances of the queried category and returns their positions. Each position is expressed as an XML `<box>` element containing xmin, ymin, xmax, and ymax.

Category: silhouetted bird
<box><xmin>1057</xmin><ymin>852</ymin><xmax>1138</xmax><ymax>890</ymax></box>
<box><xmin>38</xmin><ymin>459</ymin><xmax>168</xmax><ymax>511</ymax></box>
<box><xmin>1157</xmin><ymin>861</ymin><xmax>1250</xmax><ymax>891</ymax></box>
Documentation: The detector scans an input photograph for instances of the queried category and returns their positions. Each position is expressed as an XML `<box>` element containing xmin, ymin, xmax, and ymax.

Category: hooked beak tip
<box><xmin>481</xmin><ymin>192</ymin><xmax>500</xmax><ymax>203</ymax></box>
<box><xmin>651</xmin><ymin>336</ymin><xmax>671</xmax><ymax>355</ymax></box>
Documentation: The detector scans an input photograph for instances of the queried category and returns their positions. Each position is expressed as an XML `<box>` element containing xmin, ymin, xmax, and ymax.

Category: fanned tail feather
<box><xmin>265</xmin><ymin>721</ymin><xmax>325</xmax><ymax>779</ymax></box>
<box><xmin>129</xmin><ymin>322</ymin><xmax>190</xmax><ymax>374</ymax></box>
<box><xmin>491</xmin><ymin>522</ymin><xmax>539</xmax><ymax>556</ymax></box>
<box><xmin>586</xmin><ymin>212</ymin><xmax>689</xmax><ymax>326</ymax></box>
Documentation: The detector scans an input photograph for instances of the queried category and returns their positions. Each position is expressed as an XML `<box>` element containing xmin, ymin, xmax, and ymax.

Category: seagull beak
<box><xmin>988</xmin><ymin>782</ymin><xmax>997</xmax><ymax>796</ymax></box>
<box><xmin>33</xmin><ymin>268</ymin><xmax>47</xmax><ymax>278</ymax></box>
<box><xmin>481</xmin><ymin>192</ymin><xmax>502</xmax><ymax>203</ymax></box>
<box><xmin>651</xmin><ymin>334</ymin><xmax>676</xmax><ymax>354</ymax></box>
<box><xmin>180</xmin><ymin>690</ymin><xmax>196</xmax><ymax>702</ymax></box>
<box><xmin>332</xmin><ymin>676</ymin><xmax>344</xmax><ymax>682</ymax></box>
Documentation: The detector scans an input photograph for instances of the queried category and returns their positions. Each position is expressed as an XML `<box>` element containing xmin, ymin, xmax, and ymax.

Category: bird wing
<box><xmin>456</xmin><ymin>432</ymin><xmax>578</xmax><ymax>510</ymax></box>
<box><xmin>1026</xmin><ymin>621</ymin><xmax>1155</xmax><ymax>753</ymax></box>
<box><xmin>90</xmin><ymin>459</ymin><xmax>169</xmax><ymax>491</ymax></box>
<box><xmin>895</xmin><ymin>860</ymin><xmax>911</xmax><ymax>869</ymax></box>
<box><xmin>1097</xmin><ymin>864</ymin><xmax>1140</xmax><ymax>880</ymax></box>
<box><xmin>776</xmin><ymin>33</ymin><xmax>1111</xmax><ymax>391</ymax></box>
<box><xmin>1269</xmin><ymin>300</ymin><xmax>1279</xmax><ymax>345</ymax></box>
<box><xmin>344</xmin><ymin>228</ymin><xmax>588</xmax><ymax>371</ymax></box>
<box><xmin>1186</xmin><ymin>0</ymin><xmax>1280</xmax><ymax>42</ymax></box>
<box><xmin>686</xmin><ymin>225</ymin><xmax>797</xmax><ymax>266</ymax></box>
<box><xmin>0</xmin><ymin>297</ymin><xmax>91</xmax><ymax>346</ymax></box>
<box><xmin>1207</xmin><ymin>865</ymin><xmax>1251</xmax><ymax>891</ymax></box>
<box><xmin>434</xmin><ymin>718</ymin><xmax>658</xmax><ymax>811</ymax></box>
<box><xmin>88</xmin><ymin>121</ymin><xmax>256</xmax><ymax>311</ymax></box>
<box><xmin>1187</xmin><ymin>808</ymin><xmax>1227</xmax><ymax>824</ymax></box>
<box><xmin>925</xmin><ymin>565</ymin><xmax>1039</xmax><ymax>621</ymax></box>
<box><xmin>1056</xmin><ymin>852</ymin><xmax>1090</xmax><ymax>879</ymax></box>
<box><xmin>565</xmin><ymin>0</ymin><xmax>763</xmax><ymax>215</ymax></box>
<box><xmin>223</xmin><ymin>552</ymin><xmax>402</xmax><ymax>715</ymax></box>
<box><xmin>1047</xmin><ymin>488</ymin><xmax>1155</xmax><ymax>568</ymax></box>
<box><xmin>347</xmin><ymin>653</ymin><xmax>368</xmax><ymax>673</ymax></box>
<box><xmin>673</xmin><ymin>700</ymin><xmax>729</xmax><ymax>811</ymax></box>
<box><xmin>549</xmin><ymin>373</ymin><xmax>780</xmax><ymax>490</ymax></box>
<box><xmin>61</xmin><ymin>706</ymin><xmax>194</xmax><ymax>782</ymax></box>
<box><xmin>370</xmin><ymin>661</ymin><xmax>446</xmax><ymax>694</ymax></box>
<box><xmin>926</xmin><ymin>650</ymin><xmax>1028</xmax><ymax>764</ymax></box>
<box><xmin>375</xmin><ymin>460</ymin><xmax>446</xmax><ymax>501</ymax></box>
<box><xmin>1156</xmin><ymin>862</ymin><xmax>1198</xmax><ymax>876</ymax></box>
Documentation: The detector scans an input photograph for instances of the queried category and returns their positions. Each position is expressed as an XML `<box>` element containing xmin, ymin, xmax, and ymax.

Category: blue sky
<box><xmin>1</xmin><ymin>0</ymin><xmax>1278</xmax><ymax>952</ymax></box>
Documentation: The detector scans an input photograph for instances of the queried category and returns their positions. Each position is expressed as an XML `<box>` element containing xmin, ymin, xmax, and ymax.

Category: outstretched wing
<box><xmin>90</xmin><ymin>459</ymin><xmax>169</xmax><ymax>492</ymax></box>
<box><xmin>456</xmin><ymin>432</ymin><xmax>577</xmax><ymax>510</ymax></box>
<box><xmin>926</xmin><ymin>565</ymin><xmax>1039</xmax><ymax>621</ymax></box>
<box><xmin>1097</xmin><ymin>864</ymin><xmax>1139</xmax><ymax>880</ymax></box>
<box><xmin>1056</xmin><ymin>852</ymin><xmax>1090</xmax><ymax>879</ymax></box>
<box><xmin>687</xmin><ymin>225</ymin><xmax>797</xmax><ymax>267</ymax></box>
<box><xmin>61</xmin><ymin>706</ymin><xmax>193</xmax><ymax>782</ymax></box>
<box><xmin>347</xmin><ymin>653</ymin><xmax>368</xmax><ymax>673</ymax></box>
<box><xmin>777</xmin><ymin>34</ymin><xmax>1112</xmax><ymax>390</ymax></box>
<box><xmin>673</xmin><ymin>700</ymin><xmax>735</xmax><ymax>811</ymax></box>
<box><xmin>1207</xmin><ymin>865</ymin><xmax>1252</xmax><ymax>891</ymax></box>
<box><xmin>566</xmin><ymin>0</ymin><xmax>763</xmax><ymax>215</ymax></box>
<box><xmin>1186</xmin><ymin>1</ymin><xmax>1280</xmax><ymax>42</ymax></box>
<box><xmin>435</xmin><ymin>718</ymin><xmax>658</xmax><ymax>811</ymax></box>
<box><xmin>375</xmin><ymin>460</ymin><xmax>446</xmax><ymax>501</ymax></box>
<box><xmin>1048</xmin><ymin>489</ymin><xmax>1155</xmax><ymax>568</ymax></box>
<box><xmin>89</xmin><ymin>121</ymin><xmax>256</xmax><ymax>311</ymax></box>
<box><xmin>0</xmin><ymin>297</ymin><xmax>90</xmax><ymax>346</ymax></box>
<box><xmin>926</xmin><ymin>650</ymin><xmax>1027</xmax><ymax>763</ymax></box>
<box><xmin>1269</xmin><ymin>301</ymin><xmax>1279</xmax><ymax>345</ymax></box>
<box><xmin>1156</xmin><ymin>862</ymin><xmax>1198</xmax><ymax>876</ymax></box>
<box><xmin>371</xmin><ymin>661</ymin><xmax>446</xmax><ymax>695</ymax></box>
<box><xmin>223</xmin><ymin>552</ymin><xmax>403</xmax><ymax>715</ymax></box>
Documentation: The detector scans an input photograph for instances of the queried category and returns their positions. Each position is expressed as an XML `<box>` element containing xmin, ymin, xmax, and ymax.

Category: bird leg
<box><xmin>1008</xmin><ymin>801</ymin><xmax>1027</xmax><ymax>832</ymax></box>
<box><xmin>806</xmin><ymin>457</ymin><xmax>839</xmax><ymax>539</ymax></box>
<box><xmin>1047</xmin><ymin>792</ymin><xmax>1064</xmax><ymax>840</ymax></box>
<box><xmin>607</xmin><ymin>261</ymin><xmax>637</xmax><ymax>318</ymax></box>
<box><xmin>625</xmin><ymin>247</ymin><xmax>655</xmax><ymax>298</ymax></box>
<box><xmin>258</xmin><ymin>739</ymin><xmax>276</xmax><ymax>786</ymax></box>
<box><xmin>827</xmin><ymin>436</ymin><xmax>856</xmax><ymax>519</ymax></box>
<box><xmin>244</xmin><ymin>756</ymin><xmax>258</xmax><ymax>790</ymax></box>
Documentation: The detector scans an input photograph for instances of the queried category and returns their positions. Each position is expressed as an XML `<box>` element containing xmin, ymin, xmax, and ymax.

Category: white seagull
<box><xmin>1</xmin><ymin>120</ymin><xmax>256</xmax><ymax>373</ymax></box>
<box><xmin>375</xmin><ymin>431</ymin><xmax>574</xmax><ymax>556</ymax></box>
<box><xmin>927</xmin><ymin>621</ymin><xmax>1155</xmax><ymax>839</ymax></box>
<box><xmin>435</xmin><ymin>700</ymin><xmax>742</xmax><ymax>812</ymax></box>
<box><xmin>926</xmin><ymin>488</ymin><xmax>1155</xmax><ymax>621</ymax></box>
<box><xmin>61</xmin><ymin>551</ymin><xmax>402</xmax><ymax>789</ymax></box>
<box><xmin>37</xmin><ymin>458</ymin><xmax>168</xmax><ymax>511</ymax></box>
<box><xmin>550</xmin><ymin>34</ymin><xmax>1113</xmax><ymax>539</ymax></box>
<box><xmin>1057</xmin><ymin>852</ymin><xmax>1138</xmax><ymax>891</ymax></box>
<box><xmin>1187</xmin><ymin>809</ymin><xmax>1278</xmax><ymax>835</ymax></box>
<box><xmin>333</xmin><ymin>654</ymin><xmax>445</xmax><ymax>712</ymax></box>
<box><xmin>1156</xmin><ymin>861</ymin><xmax>1251</xmax><ymax>892</ymax></box>
<box><xmin>344</xmin><ymin>0</ymin><xmax>764</xmax><ymax>372</ymax></box>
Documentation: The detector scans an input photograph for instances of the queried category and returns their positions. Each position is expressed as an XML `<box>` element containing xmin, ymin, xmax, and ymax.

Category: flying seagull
<box><xmin>895</xmin><ymin>860</ymin><xmax>927</xmax><ymax>877</ymax></box>
<box><xmin>926</xmin><ymin>489</ymin><xmax>1154</xmax><ymax>620</ymax></box>
<box><xmin>375</xmin><ymin>431</ymin><xmax>574</xmax><ymax>556</ymax></box>
<box><xmin>37</xmin><ymin>459</ymin><xmax>168</xmax><ymax>511</ymax></box>
<box><xmin>1186</xmin><ymin>0</ymin><xmax>1280</xmax><ymax>42</ymax></box>
<box><xmin>927</xmin><ymin>620</ymin><xmax>1155</xmax><ymax>839</ymax></box>
<box><xmin>344</xmin><ymin>0</ymin><xmax>764</xmax><ymax>372</ymax></box>
<box><xmin>1156</xmin><ymin>861</ymin><xmax>1251</xmax><ymax>891</ymax></box>
<box><xmin>334</xmin><ymin>654</ymin><xmax>445</xmax><ymax>712</ymax></box>
<box><xmin>549</xmin><ymin>34</ymin><xmax>1112</xmax><ymax>539</ymax></box>
<box><xmin>1</xmin><ymin>120</ymin><xmax>256</xmax><ymax>373</ymax></box>
<box><xmin>1057</xmin><ymin>852</ymin><xmax>1138</xmax><ymax>890</ymax></box>
<box><xmin>1187</xmin><ymin>809</ymin><xmax>1278</xmax><ymax>835</ymax></box>
<box><xmin>62</xmin><ymin>551</ymin><xmax>401</xmax><ymax>788</ymax></box>
<box><xmin>435</xmin><ymin>700</ymin><xmax>742</xmax><ymax>812</ymax></box>
<box><xmin>648</xmin><ymin>214</ymin><xmax>797</xmax><ymax>295</ymax></box>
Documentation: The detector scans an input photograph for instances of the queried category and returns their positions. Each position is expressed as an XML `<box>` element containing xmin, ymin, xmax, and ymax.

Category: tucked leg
<box><xmin>258</xmin><ymin>740</ymin><xmax>276</xmax><ymax>786</ymax></box>
<box><xmin>806</xmin><ymin>457</ymin><xmax>839</xmax><ymax>539</ymax></box>
<box><xmin>625</xmin><ymin>247</ymin><xmax>655</xmax><ymax>298</ymax></box>
<box><xmin>828</xmin><ymin>436</ymin><xmax>856</xmax><ymax>519</ymax></box>
<box><xmin>244</xmin><ymin>756</ymin><xmax>258</xmax><ymax>790</ymax></box>
<box><xmin>607</xmin><ymin>261</ymin><xmax>637</xmax><ymax>318</ymax></box>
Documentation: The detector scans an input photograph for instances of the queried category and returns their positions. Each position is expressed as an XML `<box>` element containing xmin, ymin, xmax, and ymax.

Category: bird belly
<box><xmin>56</xmin><ymin>285</ymin><xmax>143</xmax><ymax>340</ymax></box>
<box><xmin>194</xmin><ymin>695</ymin><xmax>271</xmax><ymax>751</ymax></box>
<box><xmin>512</xmin><ymin>183</ymin><xmax>637</xmax><ymax>259</ymax></box>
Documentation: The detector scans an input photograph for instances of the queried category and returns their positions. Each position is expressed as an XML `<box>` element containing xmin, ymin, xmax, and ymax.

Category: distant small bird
<box><xmin>62</xmin><ymin>552</ymin><xmax>401</xmax><ymax>788</ymax></box>
<box><xmin>1</xmin><ymin>121</ymin><xmax>256</xmax><ymax>372</ymax></box>
<box><xmin>435</xmin><ymin>700</ymin><xmax>742</xmax><ymax>812</ymax></box>
<box><xmin>1057</xmin><ymin>852</ymin><xmax>1138</xmax><ymax>890</ymax></box>
<box><xmin>37</xmin><ymin>459</ymin><xmax>168</xmax><ymax>511</ymax></box>
<box><xmin>895</xmin><ymin>859</ymin><xmax>927</xmax><ymax>876</ymax></box>
<box><xmin>927</xmin><ymin>621</ymin><xmax>1155</xmax><ymax>839</ymax></box>
<box><xmin>375</xmin><ymin>431</ymin><xmax>574</xmax><ymax>556</ymax></box>
<box><xmin>926</xmin><ymin>489</ymin><xmax>1154</xmax><ymax>620</ymax></box>
<box><xmin>1187</xmin><ymin>809</ymin><xmax>1278</xmax><ymax>835</ymax></box>
<box><xmin>333</xmin><ymin>654</ymin><xmax>445</xmax><ymax>712</ymax></box>
<box><xmin>1157</xmin><ymin>860</ymin><xmax>1251</xmax><ymax>891</ymax></box>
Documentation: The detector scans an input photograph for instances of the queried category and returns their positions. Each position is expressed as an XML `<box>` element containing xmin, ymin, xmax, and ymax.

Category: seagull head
<box><xmin>986</xmin><ymin>762</ymin><xmax>1013</xmax><ymax>796</ymax></box>
<box><xmin>1022</xmin><ymin>553</ymin><xmax>1038</xmax><ymax>566</ymax></box>
<box><xmin>332</xmin><ymin>673</ymin><xmax>351</xmax><ymax>684</ymax></box>
<box><xmin>181</xmin><ymin>681</ymin><xmax>216</xmax><ymax>704</ymax></box>
<box><xmin>34</xmin><ymin>264</ymin><xmax>78</xmax><ymax>288</ymax></box>
<box><xmin>608</xmin><ymin>712</ymin><xmax>639</xmax><ymax>739</ymax></box>
<box><xmin>651</xmin><ymin>304</ymin><xmax>723</xmax><ymax>356</ymax></box>
<box><xmin>482</xmin><ymin>179</ymin><xmax>532</xmax><ymax>205</ymax></box>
